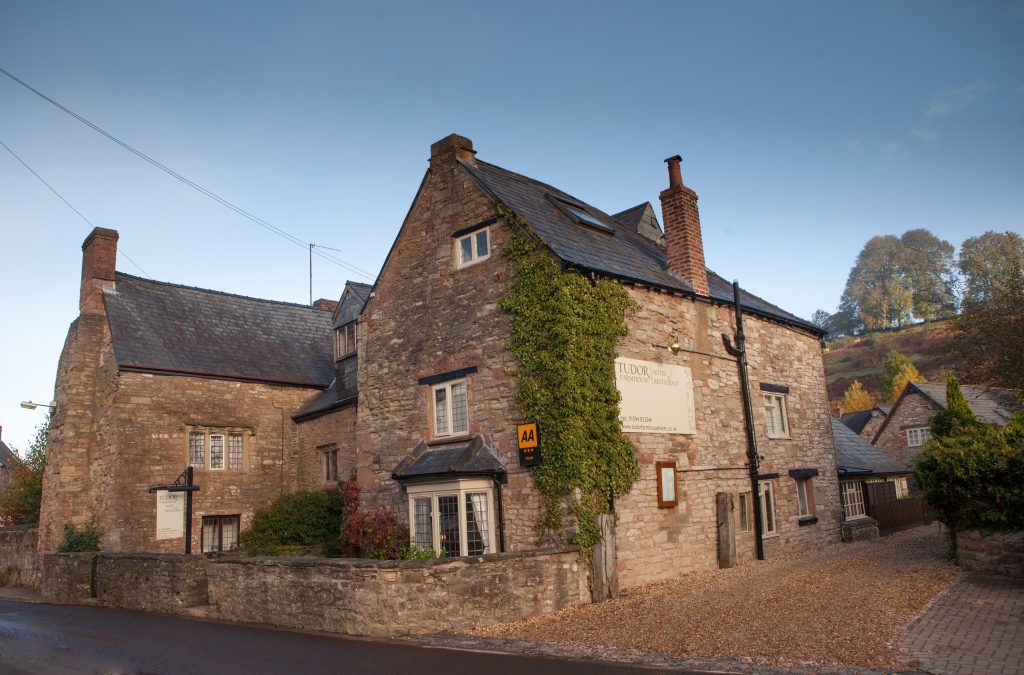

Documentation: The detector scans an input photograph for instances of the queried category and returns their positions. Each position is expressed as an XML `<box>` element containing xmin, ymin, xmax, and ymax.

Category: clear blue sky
<box><xmin>1</xmin><ymin>1</ymin><xmax>1022</xmax><ymax>451</ymax></box>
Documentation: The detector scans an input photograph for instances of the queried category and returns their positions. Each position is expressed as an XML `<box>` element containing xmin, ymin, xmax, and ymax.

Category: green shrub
<box><xmin>57</xmin><ymin>523</ymin><xmax>101</xmax><ymax>552</ymax></box>
<box><xmin>915</xmin><ymin>412</ymin><xmax>1024</xmax><ymax>536</ymax></box>
<box><xmin>239</xmin><ymin>487</ymin><xmax>347</xmax><ymax>556</ymax></box>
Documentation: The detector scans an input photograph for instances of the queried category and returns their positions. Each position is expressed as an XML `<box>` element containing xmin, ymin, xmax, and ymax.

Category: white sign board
<box><xmin>615</xmin><ymin>357</ymin><xmax>695</xmax><ymax>434</ymax></box>
<box><xmin>155</xmin><ymin>490</ymin><xmax>185</xmax><ymax>540</ymax></box>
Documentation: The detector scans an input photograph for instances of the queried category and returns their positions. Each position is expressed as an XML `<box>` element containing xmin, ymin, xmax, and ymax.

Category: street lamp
<box><xmin>20</xmin><ymin>401</ymin><xmax>55</xmax><ymax>410</ymax></box>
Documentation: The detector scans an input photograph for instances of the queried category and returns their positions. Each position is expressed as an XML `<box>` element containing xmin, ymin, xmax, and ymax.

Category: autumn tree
<box><xmin>958</xmin><ymin>231</ymin><xmax>1024</xmax><ymax>305</ymax></box>
<box><xmin>953</xmin><ymin>234</ymin><xmax>1024</xmax><ymax>389</ymax></box>
<box><xmin>0</xmin><ymin>416</ymin><xmax>47</xmax><ymax>525</ymax></box>
<box><xmin>837</xmin><ymin>230</ymin><xmax>956</xmax><ymax>331</ymax></box>
<box><xmin>881</xmin><ymin>351</ymin><xmax>923</xmax><ymax>403</ymax></box>
<box><xmin>841</xmin><ymin>380</ymin><xmax>876</xmax><ymax>413</ymax></box>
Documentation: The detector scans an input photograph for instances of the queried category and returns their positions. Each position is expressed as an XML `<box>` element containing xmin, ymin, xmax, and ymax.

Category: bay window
<box><xmin>407</xmin><ymin>478</ymin><xmax>495</xmax><ymax>557</ymax></box>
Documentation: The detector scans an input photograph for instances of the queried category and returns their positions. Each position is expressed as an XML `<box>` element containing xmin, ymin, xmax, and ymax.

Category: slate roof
<box><xmin>458</xmin><ymin>159</ymin><xmax>821</xmax><ymax>334</ymax></box>
<box><xmin>104</xmin><ymin>273</ymin><xmax>334</xmax><ymax>387</ymax></box>
<box><xmin>910</xmin><ymin>382</ymin><xmax>1021</xmax><ymax>426</ymax></box>
<box><xmin>0</xmin><ymin>439</ymin><xmax>21</xmax><ymax>470</ymax></box>
<box><xmin>839</xmin><ymin>410</ymin><xmax>874</xmax><ymax>434</ymax></box>
<box><xmin>333</xmin><ymin>282</ymin><xmax>372</xmax><ymax>329</ymax></box>
<box><xmin>832</xmin><ymin>418</ymin><xmax>907</xmax><ymax>476</ymax></box>
<box><xmin>392</xmin><ymin>434</ymin><xmax>505</xmax><ymax>480</ymax></box>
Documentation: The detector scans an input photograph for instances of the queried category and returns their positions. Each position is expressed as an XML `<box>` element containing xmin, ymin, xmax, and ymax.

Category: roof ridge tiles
<box><xmin>114</xmin><ymin>271</ymin><xmax>334</xmax><ymax>312</ymax></box>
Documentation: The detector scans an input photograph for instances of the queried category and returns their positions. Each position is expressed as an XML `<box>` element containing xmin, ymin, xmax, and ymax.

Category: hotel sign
<box><xmin>155</xmin><ymin>490</ymin><xmax>185</xmax><ymax>540</ymax></box>
<box><xmin>614</xmin><ymin>357</ymin><xmax>695</xmax><ymax>434</ymax></box>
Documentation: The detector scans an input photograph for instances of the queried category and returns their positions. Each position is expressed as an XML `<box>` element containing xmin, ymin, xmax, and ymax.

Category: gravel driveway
<box><xmin>474</xmin><ymin>525</ymin><xmax>960</xmax><ymax>670</ymax></box>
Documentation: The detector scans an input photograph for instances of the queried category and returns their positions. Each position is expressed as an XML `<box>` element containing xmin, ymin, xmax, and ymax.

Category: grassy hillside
<box><xmin>823</xmin><ymin>320</ymin><xmax>958</xmax><ymax>402</ymax></box>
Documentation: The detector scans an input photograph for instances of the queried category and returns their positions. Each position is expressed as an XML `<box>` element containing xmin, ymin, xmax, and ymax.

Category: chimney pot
<box><xmin>664</xmin><ymin>155</ymin><xmax>683</xmax><ymax>189</ymax></box>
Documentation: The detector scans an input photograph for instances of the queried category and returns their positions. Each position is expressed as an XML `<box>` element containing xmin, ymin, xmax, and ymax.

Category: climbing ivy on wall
<box><xmin>497</xmin><ymin>203</ymin><xmax>640</xmax><ymax>551</ymax></box>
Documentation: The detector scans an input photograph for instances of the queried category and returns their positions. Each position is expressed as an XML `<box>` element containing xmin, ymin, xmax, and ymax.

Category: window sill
<box><xmin>798</xmin><ymin>516</ymin><xmax>819</xmax><ymax>527</ymax></box>
<box><xmin>427</xmin><ymin>434</ymin><xmax>473</xmax><ymax>446</ymax></box>
<box><xmin>766</xmin><ymin>435</ymin><xmax>791</xmax><ymax>441</ymax></box>
<box><xmin>762</xmin><ymin>531</ymin><xmax>780</xmax><ymax>539</ymax></box>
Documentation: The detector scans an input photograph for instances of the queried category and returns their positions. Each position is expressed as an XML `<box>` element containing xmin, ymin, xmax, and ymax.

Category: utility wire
<box><xmin>0</xmin><ymin>137</ymin><xmax>151</xmax><ymax>278</ymax></box>
<box><xmin>0</xmin><ymin>66</ymin><xmax>375</xmax><ymax>281</ymax></box>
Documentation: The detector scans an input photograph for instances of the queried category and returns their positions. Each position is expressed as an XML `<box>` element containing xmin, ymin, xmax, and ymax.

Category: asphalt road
<box><xmin>0</xmin><ymin>599</ymin><xmax>667</xmax><ymax>674</ymax></box>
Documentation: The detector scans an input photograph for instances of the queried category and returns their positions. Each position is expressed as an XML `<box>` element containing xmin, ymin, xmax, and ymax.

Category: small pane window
<box><xmin>188</xmin><ymin>432</ymin><xmax>205</xmax><ymax>468</ymax></box>
<box><xmin>228</xmin><ymin>433</ymin><xmax>244</xmax><ymax>471</ymax></box>
<box><xmin>841</xmin><ymin>480</ymin><xmax>866</xmax><ymax>520</ymax></box>
<box><xmin>760</xmin><ymin>481</ymin><xmax>776</xmax><ymax>535</ymax></box>
<box><xmin>738</xmin><ymin>492</ymin><xmax>750</xmax><ymax>532</ymax></box>
<box><xmin>335</xmin><ymin>323</ymin><xmax>356</xmax><ymax>360</ymax></box>
<box><xmin>455</xmin><ymin>228</ymin><xmax>490</xmax><ymax>268</ymax></box>
<box><xmin>797</xmin><ymin>478</ymin><xmax>814</xmax><ymax>517</ymax></box>
<box><xmin>202</xmin><ymin>515</ymin><xmax>240</xmax><ymax>553</ymax></box>
<box><xmin>209</xmin><ymin>434</ymin><xmax>225</xmax><ymax>470</ymax></box>
<box><xmin>432</xmin><ymin>379</ymin><xmax>468</xmax><ymax>438</ymax></box>
<box><xmin>466</xmin><ymin>492</ymin><xmax>490</xmax><ymax>555</ymax></box>
<box><xmin>413</xmin><ymin>497</ymin><xmax>433</xmax><ymax>549</ymax></box>
<box><xmin>437</xmin><ymin>495</ymin><xmax>461</xmax><ymax>557</ymax></box>
<box><xmin>764</xmin><ymin>394</ymin><xmax>789</xmax><ymax>438</ymax></box>
<box><xmin>906</xmin><ymin>427</ymin><xmax>931</xmax><ymax>447</ymax></box>
<box><xmin>320</xmin><ymin>445</ymin><xmax>338</xmax><ymax>483</ymax></box>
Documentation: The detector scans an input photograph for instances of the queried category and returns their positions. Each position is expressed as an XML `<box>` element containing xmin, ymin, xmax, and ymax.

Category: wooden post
<box><xmin>591</xmin><ymin>514</ymin><xmax>618</xmax><ymax>602</ymax></box>
<box><xmin>716</xmin><ymin>492</ymin><xmax>737</xmax><ymax>569</ymax></box>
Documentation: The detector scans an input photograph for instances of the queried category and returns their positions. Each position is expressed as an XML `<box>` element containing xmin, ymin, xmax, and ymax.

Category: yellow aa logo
<box><xmin>517</xmin><ymin>423</ymin><xmax>538</xmax><ymax>449</ymax></box>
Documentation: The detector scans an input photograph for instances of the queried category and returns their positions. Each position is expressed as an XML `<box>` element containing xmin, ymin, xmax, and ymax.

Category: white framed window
<box><xmin>738</xmin><ymin>492</ymin><xmax>751</xmax><ymax>532</ymax></box>
<box><xmin>759</xmin><ymin>481</ymin><xmax>777</xmax><ymax>536</ymax></box>
<box><xmin>796</xmin><ymin>478</ymin><xmax>815</xmax><ymax>517</ymax></box>
<box><xmin>906</xmin><ymin>427</ymin><xmax>931</xmax><ymax>447</ymax></box>
<box><xmin>432</xmin><ymin>379</ymin><xmax>469</xmax><ymax>438</ymax></box>
<box><xmin>320</xmin><ymin>444</ymin><xmax>338</xmax><ymax>483</ymax></box>
<box><xmin>407</xmin><ymin>478</ymin><xmax>495</xmax><ymax>557</ymax></box>
<box><xmin>202</xmin><ymin>515</ymin><xmax>240</xmax><ymax>553</ymax></box>
<box><xmin>763</xmin><ymin>394</ymin><xmax>789</xmax><ymax>438</ymax></box>
<box><xmin>334</xmin><ymin>322</ymin><xmax>356</xmax><ymax>360</ymax></box>
<box><xmin>841</xmin><ymin>480</ymin><xmax>867</xmax><ymax>520</ymax></box>
<box><xmin>188</xmin><ymin>430</ymin><xmax>246</xmax><ymax>471</ymax></box>
<box><xmin>893</xmin><ymin>476</ymin><xmax>909</xmax><ymax>499</ymax></box>
<box><xmin>455</xmin><ymin>228</ymin><xmax>490</xmax><ymax>268</ymax></box>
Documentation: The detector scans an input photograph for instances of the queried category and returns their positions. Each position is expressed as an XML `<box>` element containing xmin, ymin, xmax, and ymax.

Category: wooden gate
<box><xmin>864</xmin><ymin>480</ymin><xmax>924</xmax><ymax>533</ymax></box>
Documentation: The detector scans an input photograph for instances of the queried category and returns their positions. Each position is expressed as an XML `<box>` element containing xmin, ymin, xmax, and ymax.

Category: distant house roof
<box><xmin>910</xmin><ymin>381</ymin><xmax>1021</xmax><ymax>426</ymax></box>
<box><xmin>458</xmin><ymin>159</ymin><xmax>821</xmax><ymax>334</ymax></box>
<box><xmin>0</xmin><ymin>438</ymin><xmax>21</xmax><ymax>471</ymax></box>
<box><xmin>832</xmin><ymin>418</ymin><xmax>907</xmax><ymax>476</ymax></box>
<box><xmin>839</xmin><ymin>407</ymin><xmax>889</xmax><ymax>434</ymax></box>
<box><xmin>104</xmin><ymin>273</ymin><xmax>334</xmax><ymax>388</ymax></box>
<box><xmin>392</xmin><ymin>434</ymin><xmax>505</xmax><ymax>481</ymax></box>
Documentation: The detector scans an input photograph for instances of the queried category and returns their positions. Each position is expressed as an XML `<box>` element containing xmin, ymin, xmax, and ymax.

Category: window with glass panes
<box><xmin>796</xmin><ymin>478</ymin><xmax>815</xmax><ymax>517</ymax></box>
<box><xmin>188</xmin><ymin>430</ymin><xmax>245</xmax><ymax>471</ymax></box>
<box><xmin>455</xmin><ymin>228</ymin><xmax>490</xmax><ymax>268</ymax></box>
<box><xmin>905</xmin><ymin>427</ymin><xmax>931</xmax><ymax>447</ymax></box>
<box><xmin>432</xmin><ymin>379</ymin><xmax>468</xmax><ymax>438</ymax></box>
<box><xmin>202</xmin><ymin>515</ymin><xmax>240</xmax><ymax>553</ymax></box>
<box><xmin>738</xmin><ymin>492</ymin><xmax>751</xmax><ymax>532</ymax></box>
<box><xmin>763</xmin><ymin>394</ymin><xmax>789</xmax><ymax>438</ymax></box>
<box><xmin>319</xmin><ymin>444</ymin><xmax>338</xmax><ymax>483</ymax></box>
<box><xmin>841</xmin><ymin>480</ymin><xmax>866</xmax><ymax>520</ymax></box>
<box><xmin>759</xmin><ymin>481</ymin><xmax>777</xmax><ymax>535</ymax></box>
<box><xmin>334</xmin><ymin>322</ymin><xmax>356</xmax><ymax>360</ymax></box>
<box><xmin>407</xmin><ymin>479</ymin><xmax>494</xmax><ymax>557</ymax></box>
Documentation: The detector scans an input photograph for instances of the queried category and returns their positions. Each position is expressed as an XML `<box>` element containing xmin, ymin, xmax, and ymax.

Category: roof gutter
<box><xmin>118</xmin><ymin>364</ymin><xmax>329</xmax><ymax>389</ymax></box>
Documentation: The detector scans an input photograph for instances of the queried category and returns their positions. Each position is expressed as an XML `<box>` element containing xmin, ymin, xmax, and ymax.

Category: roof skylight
<box><xmin>549</xmin><ymin>195</ymin><xmax>615</xmax><ymax>234</ymax></box>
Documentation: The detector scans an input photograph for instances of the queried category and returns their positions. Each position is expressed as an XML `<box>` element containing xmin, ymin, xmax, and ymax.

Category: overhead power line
<box><xmin>0</xmin><ymin>137</ymin><xmax>151</xmax><ymax>278</ymax></box>
<box><xmin>0</xmin><ymin>66</ymin><xmax>375</xmax><ymax>281</ymax></box>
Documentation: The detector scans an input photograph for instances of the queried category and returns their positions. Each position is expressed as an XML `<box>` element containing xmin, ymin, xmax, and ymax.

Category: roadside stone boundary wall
<box><xmin>41</xmin><ymin>546</ymin><xmax>587</xmax><ymax>637</ymax></box>
<box><xmin>0</xmin><ymin>525</ymin><xmax>38</xmax><ymax>587</ymax></box>
<box><xmin>957</xmin><ymin>530</ymin><xmax>1024</xmax><ymax>578</ymax></box>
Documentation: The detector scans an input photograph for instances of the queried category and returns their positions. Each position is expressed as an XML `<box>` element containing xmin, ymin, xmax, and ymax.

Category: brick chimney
<box><xmin>313</xmin><ymin>298</ymin><xmax>339</xmax><ymax>312</ymax></box>
<box><xmin>430</xmin><ymin>133</ymin><xmax>476</xmax><ymax>170</ymax></box>
<box><xmin>659</xmin><ymin>155</ymin><xmax>708</xmax><ymax>296</ymax></box>
<box><xmin>80</xmin><ymin>227</ymin><xmax>118</xmax><ymax>315</ymax></box>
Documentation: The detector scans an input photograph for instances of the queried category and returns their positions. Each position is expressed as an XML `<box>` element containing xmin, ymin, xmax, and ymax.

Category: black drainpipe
<box><xmin>494</xmin><ymin>475</ymin><xmax>506</xmax><ymax>553</ymax></box>
<box><xmin>722</xmin><ymin>280</ymin><xmax>765</xmax><ymax>561</ymax></box>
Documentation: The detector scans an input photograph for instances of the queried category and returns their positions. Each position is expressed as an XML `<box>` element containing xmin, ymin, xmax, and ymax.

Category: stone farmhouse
<box><xmin>839</xmin><ymin>405</ymin><xmax>891</xmax><ymax>442</ymax></box>
<box><xmin>41</xmin><ymin>134</ymin><xmax>842</xmax><ymax>589</ymax></box>
<box><xmin>872</xmin><ymin>381</ymin><xmax>1021</xmax><ymax>470</ymax></box>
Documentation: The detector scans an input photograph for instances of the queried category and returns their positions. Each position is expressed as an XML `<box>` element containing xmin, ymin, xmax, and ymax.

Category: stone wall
<box><xmin>93</xmin><ymin>553</ymin><xmax>209</xmax><ymax>610</ymax></box>
<box><xmin>295</xmin><ymin>404</ymin><xmax>357</xmax><ymax>488</ymax></box>
<box><xmin>0</xmin><ymin>526</ymin><xmax>38</xmax><ymax>587</ymax></box>
<box><xmin>957</xmin><ymin>530</ymin><xmax>1024</xmax><ymax>578</ymax></box>
<box><xmin>41</xmin><ymin>547</ymin><xmax>585</xmax><ymax>637</ymax></box>
<box><xmin>872</xmin><ymin>391</ymin><xmax>939</xmax><ymax>469</ymax></box>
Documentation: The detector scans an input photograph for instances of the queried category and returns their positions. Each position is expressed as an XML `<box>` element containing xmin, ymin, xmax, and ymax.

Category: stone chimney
<box><xmin>313</xmin><ymin>298</ymin><xmax>339</xmax><ymax>312</ymax></box>
<box><xmin>430</xmin><ymin>133</ymin><xmax>476</xmax><ymax>170</ymax></box>
<box><xmin>80</xmin><ymin>227</ymin><xmax>118</xmax><ymax>315</ymax></box>
<box><xmin>659</xmin><ymin>155</ymin><xmax>708</xmax><ymax>296</ymax></box>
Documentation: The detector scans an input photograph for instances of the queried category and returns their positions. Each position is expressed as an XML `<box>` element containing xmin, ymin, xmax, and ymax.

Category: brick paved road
<box><xmin>900</xmin><ymin>573</ymin><xmax>1024</xmax><ymax>674</ymax></box>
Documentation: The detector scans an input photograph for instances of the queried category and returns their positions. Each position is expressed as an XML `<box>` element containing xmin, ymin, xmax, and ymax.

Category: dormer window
<box><xmin>549</xmin><ymin>195</ymin><xmax>615</xmax><ymax>234</ymax></box>
<box><xmin>334</xmin><ymin>322</ymin><xmax>356</xmax><ymax>360</ymax></box>
<box><xmin>456</xmin><ymin>228</ymin><xmax>490</xmax><ymax>268</ymax></box>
